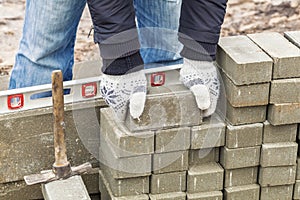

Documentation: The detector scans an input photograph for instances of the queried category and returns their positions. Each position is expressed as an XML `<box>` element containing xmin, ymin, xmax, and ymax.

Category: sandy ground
<box><xmin>1</xmin><ymin>0</ymin><xmax>300</xmax><ymax>76</ymax></box>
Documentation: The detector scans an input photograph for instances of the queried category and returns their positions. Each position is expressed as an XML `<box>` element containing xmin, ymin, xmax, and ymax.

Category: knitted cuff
<box><xmin>102</xmin><ymin>51</ymin><xmax>144</xmax><ymax>75</ymax></box>
<box><xmin>179</xmin><ymin>36</ymin><xmax>217</xmax><ymax>61</ymax></box>
<box><xmin>99</xmin><ymin>36</ymin><xmax>141</xmax><ymax>60</ymax></box>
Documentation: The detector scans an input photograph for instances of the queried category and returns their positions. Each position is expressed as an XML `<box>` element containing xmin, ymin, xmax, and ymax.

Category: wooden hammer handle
<box><xmin>52</xmin><ymin>70</ymin><xmax>69</xmax><ymax>167</ymax></box>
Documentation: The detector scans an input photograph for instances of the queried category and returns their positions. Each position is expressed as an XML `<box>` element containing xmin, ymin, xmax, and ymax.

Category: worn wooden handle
<box><xmin>52</xmin><ymin>70</ymin><xmax>69</xmax><ymax>167</ymax></box>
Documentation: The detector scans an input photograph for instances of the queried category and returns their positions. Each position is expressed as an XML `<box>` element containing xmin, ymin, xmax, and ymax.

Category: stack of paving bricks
<box><xmin>217</xmin><ymin>31</ymin><xmax>300</xmax><ymax>200</ymax></box>
<box><xmin>98</xmin><ymin>85</ymin><xmax>226</xmax><ymax>200</ymax></box>
<box><xmin>97</xmin><ymin>31</ymin><xmax>300</xmax><ymax>200</ymax></box>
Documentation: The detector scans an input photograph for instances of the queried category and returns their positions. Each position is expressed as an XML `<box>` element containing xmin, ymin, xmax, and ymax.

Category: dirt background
<box><xmin>1</xmin><ymin>0</ymin><xmax>300</xmax><ymax>76</ymax></box>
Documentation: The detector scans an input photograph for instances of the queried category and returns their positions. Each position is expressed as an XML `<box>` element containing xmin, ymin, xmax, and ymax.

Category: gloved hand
<box><xmin>180</xmin><ymin>58</ymin><xmax>220</xmax><ymax>117</ymax></box>
<box><xmin>100</xmin><ymin>70</ymin><xmax>147</xmax><ymax>121</ymax></box>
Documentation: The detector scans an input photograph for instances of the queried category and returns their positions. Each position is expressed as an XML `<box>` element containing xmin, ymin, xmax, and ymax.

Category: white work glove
<box><xmin>100</xmin><ymin>70</ymin><xmax>147</xmax><ymax>121</ymax></box>
<box><xmin>180</xmin><ymin>58</ymin><xmax>220</xmax><ymax>117</ymax></box>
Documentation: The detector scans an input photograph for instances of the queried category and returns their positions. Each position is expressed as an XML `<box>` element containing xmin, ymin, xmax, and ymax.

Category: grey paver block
<box><xmin>100</xmin><ymin>169</ymin><xmax>149</xmax><ymax>197</ymax></box>
<box><xmin>259</xmin><ymin>165</ymin><xmax>296</xmax><ymax>187</ymax></box>
<box><xmin>270</xmin><ymin>78</ymin><xmax>300</xmax><ymax>103</ymax></box>
<box><xmin>189</xmin><ymin>148</ymin><xmax>219</xmax><ymax>166</ymax></box>
<box><xmin>220</xmin><ymin>146</ymin><xmax>261</xmax><ymax>169</ymax></box>
<box><xmin>221</xmin><ymin>72</ymin><xmax>270</xmax><ymax>107</ymax></box>
<box><xmin>261</xmin><ymin>185</ymin><xmax>294</xmax><ymax>200</ymax></box>
<box><xmin>0</xmin><ymin>100</ymin><xmax>103</xmax><ymax>183</ymax></box>
<box><xmin>187</xmin><ymin>162</ymin><xmax>224</xmax><ymax>193</ymax></box>
<box><xmin>99</xmin><ymin>137</ymin><xmax>151</xmax><ymax>179</ymax></box>
<box><xmin>153</xmin><ymin>150</ymin><xmax>188</xmax><ymax>174</ymax></box>
<box><xmin>100</xmin><ymin>108</ymin><xmax>154</xmax><ymax>157</ymax></box>
<box><xmin>298</xmin><ymin>124</ymin><xmax>300</xmax><ymax>140</ymax></box>
<box><xmin>248</xmin><ymin>32</ymin><xmax>300</xmax><ymax>79</ymax></box>
<box><xmin>224</xmin><ymin>167</ymin><xmax>258</xmax><ymax>188</ymax></box>
<box><xmin>149</xmin><ymin>192</ymin><xmax>186</xmax><ymax>200</ymax></box>
<box><xmin>155</xmin><ymin>127</ymin><xmax>190</xmax><ymax>153</ymax></box>
<box><xmin>80</xmin><ymin>169</ymin><xmax>99</xmax><ymax>196</ymax></box>
<box><xmin>151</xmin><ymin>171</ymin><xmax>186</xmax><ymax>194</ymax></box>
<box><xmin>224</xmin><ymin>184</ymin><xmax>260</xmax><ymax>200</ymax></box>
<box><xmin>42</xmin><ymin>176</ymin><xmax>90</xmax><ymax>200</ymax></box>
<box><xmin>187</xmin><ymin>191</ymin><xmax>223</xmax><ymax>200</ymax></box>
<box><xmin>260</xmin><ymin>142</ymin><xmax>297</xmax><ymax>167</ymax></box>
<box><xmin>125</xmin><ymin>85</ymin><xmax>202</xmax><ymax>132</ymax></box>
<box><xmin>263</xmin><ymin>121</ymin><xmax>297</xmax><ymax>143</ymax></box>
<box><xmin>216</xmin><ymin>35</ymin><xmax>273</xmax><ymax>85</ymax></box>
<box><xmin>284</xmin><ymin>31</ymin><xmax>300</xmax><ymax>49</ymax></box>
<box><xmin>191</xmin><ymin>115</ymin><xmax>225</xmax><ymax>149</ymax></box>
<box><xmin>297</xmin><ymin>158</ymin><xmax>300</xmax><ymax>180</ymax></box>
<box><xmin>294</xmin><ymin>180</ymin><xmax>300</xmax><ymax>199</ymax></box>
<box><xmin>0</xmin><ymin>181</ymin><xmax>43</xmax><ymax>200</ymax></box>
<box><xmin>225</xmin><ymin>101</ymin><xmax>267</xmax><ymax>125</ymax></box>
<box><xmin>99</xmin><ymin>170</ymin><xmax>149</xmax><ymax>200</ymax></box>
<box><xmin>226</xmin><ymin>123</ymin><xmax>263</xmax><ymax>149</ymax></box>
<box><xmin>268</xmin><ymin>103</ymin><xmax>300</xmax><ymax>125</ymax></box>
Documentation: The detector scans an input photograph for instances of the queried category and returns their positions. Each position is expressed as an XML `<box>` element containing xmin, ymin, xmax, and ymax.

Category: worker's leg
<box><xmin>87</xmin><ymin>0</ymin><xmax>146</xmax><ymax>120</ymax></box>
<box><xmin>179</xmin><ymin>0</ymin><xmax>227</xmax><ymax>116</ymax></box>
<box><xmin>134</xmin><ymin>0</ymin><xmax>183</xmax><ymax>68</ymax></box>
<box><xmin>9</xmin><ymin>0</ymin><xmax>86</xmax><ymax>89</ymax></box>
<box><xmin>179</xmin><ymin>0</ymin><xmax>227</xmax><ymax>60</ymax></box>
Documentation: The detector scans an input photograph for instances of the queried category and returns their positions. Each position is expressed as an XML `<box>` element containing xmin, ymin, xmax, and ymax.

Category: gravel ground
<box><xmin>1</xmin><ymin>0</ymin><xmax>300</xmax><ymax>76</ymax></box>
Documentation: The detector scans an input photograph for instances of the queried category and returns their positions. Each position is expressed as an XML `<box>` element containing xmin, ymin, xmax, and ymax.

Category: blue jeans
<box><xmin>9</xmin><ymin>0</ymin><xmax>183</xmax><ymax>89</ymax></box>
<box><xmin>134</xmin><ymin>0</ymin><xmax>183</xmax><ymax>69</ymax></box>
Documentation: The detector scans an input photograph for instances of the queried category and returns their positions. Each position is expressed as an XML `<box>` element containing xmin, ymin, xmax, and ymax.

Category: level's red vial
<box><xmin>82</xmin><ymin>82</ymin><xmax>97</xmax><ymax>98</ymax></box>
<box><xmin>8</xmin><ymin>94</ymin><xmax>24</xmax><ymax>110</ymax></box>
<box><xmin>151</xmin><ymin>72</ymin><xmax>166</xmax><ymax>87</ymax></box>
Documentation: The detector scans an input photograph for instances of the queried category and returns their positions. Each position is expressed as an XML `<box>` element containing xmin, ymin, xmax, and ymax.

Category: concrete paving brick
<box><xmin>100</xmin><ymin>169</ymin><xmax>149</xmax><ymax>197</ymax></box>
<box><xmin>149</xmin><ymin>192</ymin><xmax>186</xmax><ymax>200</ymax></box>
<box><xmin>261</xmin><ymin>185</ymin><xmax>294</xmax><ymax>200</ymax></box>
<box><xmin>189</xmin><ymin>148</ymin><xmax>219</xmax><ymax>166</ymax></box>
<box><xmin>220</xmin><ymin>146</ymin><xmax>260</xmax><ymax>169</ymax></box>
<box><xmin>260</xmin><ymin>142</ymin><xmax>298</xmax><ymax>167</ymax></box>
<box><xmin>187</xmin><ymin>162</ymin><xmax>224</xmax><ymax>193</ymax></box>
<box><xmin>0</xmin><ymin>181</ymin><xmax>43</xmax><ymax>200</ymax></box>
<box><xmin>216</xmin><ymin>35</ymin><xmax>273</xmax><ymax>85</ymax></box>
<box><xmin>101</xmin><ymin>108</ymin><xmax>154</xmax><ymax>157</ymax></box>
<box><xmin>226</xmin><ymin>123</ymin><xmax>263</xmax><ymax>149</ymax></box>
<box><xmin>268</xmin><ymin>103</ymin><xmax>300</xmax><ymax>125</ymax></box>
<box><xmin>248</xmin><ymin>32</ymin><xmax>300</xmax><ymax>79</ymax></box>
<box><xmin>221</xmin><ymin>72</ymin><xmax>270</xmax><ymax>107</ymax></box>
<box><xmin>99</xmin><ymin>170</ymin><xmax>149</xmax><ymax>200</ymax></box>
<box><xmin>155</xmin><ymin>127</ymin><xmax>190</xmax><ymax>153</ymax></box>
<box><xmin>151</xmin><ymin>171</ymin><xmax>186</xmax><ymax>194</ymax></box>
<box><xmin>153</xmin><ymin>150</ymin><xmax>188</xmax><ymax>174</ymax></box>
<box><xmin>270</xmin><ymin>78</ymin><xmax>300</xmax><ymax>103</ymax></box>
<box><xmin>225</xmin><ymin>101</ymin><xmax>267</xmax><ymax>126</ymax></box>
<box><xmin>191</xmin><ymin>115</ymin><xmax>225</xmax><ymax>149</ymax></box>
<box><xmin>224</xmin><ymin>167</ymin><xmax>258</xmax><ymax>188</ymax></box>
<box><xmin>125</xmin><ymin>85</ymin><xmax>202</xmax><ymax>132</ymax></box>
<box><xmin>297</xmin><ymin>158</ymin><xmax>300</xmax><ymax>180</ymax></box>
<box><xmin>42</xmin><ymin>176</ymin><xmax>90</xmax><ymax>200</ymax></box>
<box><xmin>263</xmin><ymin>121</ymin><xmax>297</xmax><ymax>143</ymax></box>
<box><xmin>284</xmin><ymin>31</ymin><xmax>300</xmax><ymax>48</ymax></box>
<box><xmin>99</xmin><ymin>137</ymin><xmax>151</xmax><ymax>179</ymax></box>
<box><xmin>294</xmin><ymin>180</ymin><xmax>300</xmax><ymax>199</ymax></box>
<box><xmin>299</xmin><ymin>124</ymin><xmax>300</xmax><ymax>140</ymax></box>
<box><xmin>224</xmin><ymin>184</ymin><xmax>260</xmax><ymax>200</ymax></box>
<box><xmin>187</xmin><ymin>191</ymin><xmax>223</xmax><ymax>200</ymax></box>
<box><xmin>0</xmin><ymin>100</ymin><xmax>103</xmax><ymax>183</ymax></box>
<box><xmin>0</xmin><ymin>168</ymin><xmax>99</xmax><ymax>200</ymax></box>
<box><xmin>259</xmin><ymin>165</ymin><xmax>296</xmax><ymax>187</ymax></box>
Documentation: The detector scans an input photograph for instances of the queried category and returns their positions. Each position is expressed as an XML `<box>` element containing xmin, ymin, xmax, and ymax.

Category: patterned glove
<box><xmin>100</xmin><ymin>70</ymin><xmax>147</xmax><ymax>121</ymax></box>
<box><xmin>180</xmin><ymin>58</ymin><xmax>220</xmax><ymax>117</ymax></box>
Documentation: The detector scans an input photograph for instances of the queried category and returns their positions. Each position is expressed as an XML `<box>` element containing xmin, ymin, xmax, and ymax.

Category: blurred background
<box><xmin>0</xmin><ymin>0</ymin><xmax>300</xmax><ymax>76</ymax></box>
